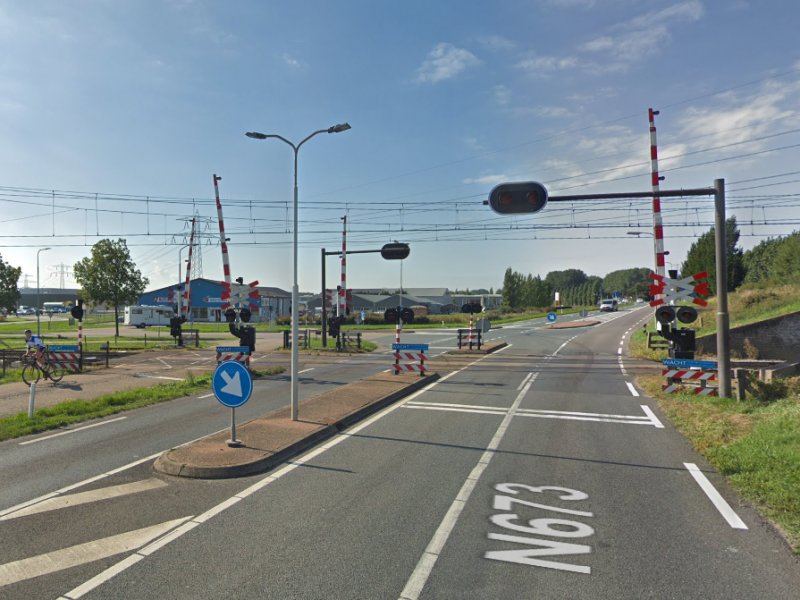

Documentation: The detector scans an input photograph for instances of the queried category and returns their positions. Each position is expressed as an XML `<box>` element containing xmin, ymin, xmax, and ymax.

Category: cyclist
<box><xmin>24</xmin><ymin>329</ymin><xmax>47</xmax><ymax>368</ymax></box>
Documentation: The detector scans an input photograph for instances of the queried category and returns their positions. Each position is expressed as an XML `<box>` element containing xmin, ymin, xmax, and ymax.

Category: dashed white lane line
<box><xmin>684</xmin><ymin>463</ymin><xmax>748</xmax><ymax>530</ymax></box>
<box><xmin>198</xmin><ymin>393</ymin><xmax>214</xmax><ymax>399</ymax></box>
<box><xmin>19</xmin><ymin>417</ymin><xmax>128</xmax><ymax>446</ymax></box>
<box><xmin>626</xmin><ymin>382</ymin><xmax>640</xmax><ymax>397</ymax></box>
<box><xmin>299</xmin><ymin>368</ymin><xmax>315</xmax><ymax>374</ymax></box>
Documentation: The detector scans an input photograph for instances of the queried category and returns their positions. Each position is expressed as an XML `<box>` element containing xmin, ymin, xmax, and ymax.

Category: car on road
<box><xmin>599</xmin><ymin>298</ymin><xmax>618</xmax><ymax>312</ymax></box>
<box><xmin>16</xmin><ymin>306</ymin><xmax>35</xmax><ymax>316</ymax></box>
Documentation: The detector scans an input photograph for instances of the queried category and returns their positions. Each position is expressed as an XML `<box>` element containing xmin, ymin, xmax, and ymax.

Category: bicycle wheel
<box><xmin>21</xmin><ymin>363</ymin><xmax>41</xmax><ymax>386</ymax></box>
<box><xmin>47</xmin><ymin>364</ymin><xmax>65</xmax><ymax>383</ymax></box>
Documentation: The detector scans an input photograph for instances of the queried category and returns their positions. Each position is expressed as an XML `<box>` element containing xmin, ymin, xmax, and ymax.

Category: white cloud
<box><xmin>532</xmin><ymin>105</ymin><xmax>572</xmax><ymax>118</ymax></box>
<box><xmin>282</xmin><ymin>53</ymin><xmax>304</xmax><ymax>69</ymax></box>
<box><xmin>516</xmin><ymin>53</ymin><xmax>579</xmax><ymax>76</ymax></box>
<box><xmin>580</xmin><ymin>1</ymin><xmax>704</xmax><ymax>71</ymax></box>
<box><xmin>415</xmin><ymin>43</ymin><xmax>481</xmax><ymax>84</ymax></box>
<box><xmin>463</xmin><ymin>174</ymin><xmax>508</xmax><ymax>185</ymax></box>
<box><xmin>675</xmin><ymin>80</ymin><xmax>800</xmax><ymax>156</ymax></box>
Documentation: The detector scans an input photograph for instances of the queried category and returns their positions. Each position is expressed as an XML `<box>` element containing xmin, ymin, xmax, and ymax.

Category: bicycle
<box><xmin>21</xmin><ymin>352</ymin><xmax>65</xmax><ymax>385</ymax></box>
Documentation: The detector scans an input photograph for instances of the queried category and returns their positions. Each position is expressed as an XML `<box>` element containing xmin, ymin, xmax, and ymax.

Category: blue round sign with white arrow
<box><xmin>212</xmin><ymin>361</ymin><xmax>253</xmax><ymax>408</ymax></box>
<box><xmin>547</xmin><ymin>312</ymin><xmax>557</xmax><ymax>322</ymax></box>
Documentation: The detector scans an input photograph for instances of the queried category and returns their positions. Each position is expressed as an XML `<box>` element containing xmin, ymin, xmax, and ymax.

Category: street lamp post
<box><xmin>36</xmin><ymin>247</ymin><xmax>51</xmax><ymax>337</ymax></box>
<box><xmin>246</xmin><ymin>123</ymin><xmax>351</xmax><ymax>420</ymax></box>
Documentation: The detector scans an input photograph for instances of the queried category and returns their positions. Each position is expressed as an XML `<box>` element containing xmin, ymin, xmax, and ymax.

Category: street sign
<box><xmin>216</xmin><ymin>346</ymin><xmax>250</xmax><ymax>353</ymax></box>
<box><xmin>476</xmin><ymin>318</ymin><xmax>491</xmax><ymax>333</ymax></box>
<box><xmin>662</xmin><ymin>358</ymin><xmax>718</xmax><ymax>370</ymax></box>
<box><xmin>392</xmin><ymin>343</ymin><xmax>429</xmax><ymax>351</ymax></box>
<box><xmin>547</xmin><ymin>312</ymin><xmax>557</xmax><ymax>322</ymax></box>
<box><xmin>212</xmin><ymin>360</ymin><xmax>253</xmax><ymax>408</ymax></box>
<box><xmin>49</xmin><ymin>345</ymin><xmax>79</xmax><ymax>352</ymax></box>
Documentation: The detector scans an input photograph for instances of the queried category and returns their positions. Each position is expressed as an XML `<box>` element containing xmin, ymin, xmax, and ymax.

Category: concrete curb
<box><xmin>153</xmin><ymin>372</ymin><xmax>439</xmax><ymax>479</ymax></box>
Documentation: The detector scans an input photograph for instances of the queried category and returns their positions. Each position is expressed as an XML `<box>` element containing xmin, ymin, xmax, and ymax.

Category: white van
<box><xmin>599</xmin><ymin>299</ymin><xmax>618</xmax><ymax>312</ymax></box>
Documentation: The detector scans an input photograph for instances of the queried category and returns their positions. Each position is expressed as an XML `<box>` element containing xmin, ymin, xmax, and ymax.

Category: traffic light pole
<box><xmin>541</xmin><ymin>181</ymin><xmax>731</xmax><ymax>398</ymax></box>
<box><xmin>321</xmin><ymin>246</ymin><xmax>408</xmax><ymax>347</ymax></box>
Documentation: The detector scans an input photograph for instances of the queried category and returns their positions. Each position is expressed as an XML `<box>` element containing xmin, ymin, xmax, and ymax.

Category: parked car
<box><xmin>599</xmin><ymin>299</ymin><xmax>618</xmax><ymax>312</ymax></box>
<box><xmin>16</xmin><ymin>306</ymin><xmax>35</xmax><ymax>316</ymax></box>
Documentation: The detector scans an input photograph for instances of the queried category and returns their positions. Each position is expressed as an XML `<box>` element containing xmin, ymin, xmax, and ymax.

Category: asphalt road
<box><xmin>2</xmin><ymin>307</ymin><xmax>799</xmax><ymax>599</ymax></box>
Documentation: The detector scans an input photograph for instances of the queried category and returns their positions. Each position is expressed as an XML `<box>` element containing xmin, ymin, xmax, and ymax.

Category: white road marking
<box><xmin>617</xmin><ymin>347</ymin><xmax>622</xmax><ymax>355</ymax></box>
<box><xmin>156</xmin><ymin>358</ymin><xmax>172</xmax><ymax>369</ymax></box>
<box><xmin>19</xmin><ymin>417</ymin><xmax>128</xmax><ymax>446</ymax></box>
<box><xmin>0</xmin><ymin>479</ymin><xmax>167</xmax><ymax>521</ymax></box>
<box><xmin>405</xmin><ymin>405</ymin><xmax>506</xmax><ymax>416</ymax></box>
<box><xmin>684</xmin><ymin>463</ymin><xmax>748</xmax><ymax>530</ymax></box>
<box><xmin>640</xmin><ymin>404</ymin><xmax>664</xmax><ymax>428</ymax></box>
<box><xmin>198</xmin><ymin>393</ymin><xmax>214</xmax><ymax>399</ymax></box>
<box><xmin>517</xmin><ymin>372</ymin><xmax>534</xmax><ymax>390</ymax></box>
<box><xmin>399</xmin><ymin>374</ymin><xmax>538</xmax><ymax>600</ymax></box>
<box><xmin>132</xmin><ymin>374</ymin><xmax>184</xmax><ymax>381</ymax></box>
<box><xmin>0</xmin><ymin>517</ymin><xmax>192</xmax><ymax>588</ymax></box>
<box><xmin>625</xmin><ymin>382</ymin><xmax>639</xmax><ymax>397</ymax></box>
<box><xmin>299</xmin><ymin>368</ymin><xmax>315</xmax><ymax>374</ymax></box>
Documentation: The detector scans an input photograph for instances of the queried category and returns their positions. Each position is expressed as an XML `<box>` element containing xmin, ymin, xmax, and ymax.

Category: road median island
<box><xmin>546</xmin><ymin>320</ymin><xmax>600</xmax><ymax>329</ymax></box>
<box><xmin>154</xmin><ymin>370</ymin><xmax>440</xmax><ymax>479</ymax></box>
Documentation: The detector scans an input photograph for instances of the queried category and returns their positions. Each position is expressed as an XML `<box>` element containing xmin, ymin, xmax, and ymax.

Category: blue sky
<box><xmin>2</xmin><ymin>0</ymin><xmax>800</xmax><ymax>295</ymax></box>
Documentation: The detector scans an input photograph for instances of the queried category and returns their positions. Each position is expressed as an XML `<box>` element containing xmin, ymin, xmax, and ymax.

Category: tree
<box><xmin>73</xmin><ymin>239</ymin><xmax>149</xmax><ymax>337</ymax></box>
<box><xmin>603</xmin><ymin>267</ymin><xmax>651</xmax><ymax>301</ymax></box>
<box><xmin>545</xmin><ymin>269</ymin><xmax>587</xmax><ymax>293</ymax></box>
<box><xmin>680</xmin><ymin>217</ymin><xmax>744</xmax><ymax>294</ymax></box>
<box><xmin>742</xmin><ymin>236</ymin><xmax>784</xmax><ymax>285</ymax></box>
<box><xmin>502</xmin><ymin>268</ymin><xmax>523</xmax><ymax>309</ymax></box>
<box><xmin>0</xmin><ymin>254</ymin><xmax>22</xmax><ymax>313</ymax></box>
<box><xmin>770</xmin><ymin>232</ymin><xmax>800</xmax><ymax>284</ymax></box>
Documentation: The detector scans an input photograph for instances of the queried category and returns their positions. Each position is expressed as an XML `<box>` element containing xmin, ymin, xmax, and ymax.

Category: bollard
<box><xmin>28</xmin><ymin>382</ymin><xmax>36</xmax><ymax>418</ymax></box>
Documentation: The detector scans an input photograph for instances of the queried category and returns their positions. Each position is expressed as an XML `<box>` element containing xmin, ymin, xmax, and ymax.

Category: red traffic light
<box><xmin>488</xmin><ymin>182</ymin><xmax>548</xmax><ymax>214</ymax></box>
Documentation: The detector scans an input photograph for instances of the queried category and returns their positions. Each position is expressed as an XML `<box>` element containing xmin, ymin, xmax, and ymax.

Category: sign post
<box><xmin>212</xmin><ymin>360</ymin><xmax>253</xmax><ymax>447</ymax></box>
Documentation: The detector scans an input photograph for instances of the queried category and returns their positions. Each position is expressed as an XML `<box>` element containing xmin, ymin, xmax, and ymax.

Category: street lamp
<box><xmin>36</xmin><ymin>247</ymin><xmax>51</xmax><ymax>336</ymax></box>
<box><xmin>246</xmin><ymin>122</ymin><xmax>351</xmax><ymax>420</ymax></box>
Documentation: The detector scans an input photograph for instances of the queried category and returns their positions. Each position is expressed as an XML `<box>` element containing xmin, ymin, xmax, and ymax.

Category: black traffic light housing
<box><xmin>239</xmin><ymin>307</ymin><xmax>252</xmax><ymax>323</ymax></box>
<box><xmin>384</xmin><ymin>308</ymin><xmax>398</xmax><ymax>323</ymax></box>
<box><xmin>461</xmin><ymin>302</ymin><xmax>482</xmax><ymax>314</ymax></box>
<box><xmin>380</xmin><ymin>243</ymin><xmax>410</xmax><ymax>260</ymax></box>
<box><xmin>488</xmin><ymin>181</ymin><xmax>548</xmax><ymax>215</ymax></box>
<box><xmin>400</xmin><ymin>307</ymin><xmax>414</xmax><ymax>324</ymax></box>
<box><xmin>328</xmin><ymin>315</ymin><xmax>343</xmax><ymax>338</ymax></box>
<box><xmin>655</xmin><ymin>304</ymin><xmax>699</xmax><ymax>359</ymax></box>
<box><xmin>229</xmin><ymin>322</ymin><xmax>256</xmax><ymax>352</ymax></box>
<box><xmin>70</xmin><ymin>299</ymin><xmax>84</xmax><ymax>321</ymax></box>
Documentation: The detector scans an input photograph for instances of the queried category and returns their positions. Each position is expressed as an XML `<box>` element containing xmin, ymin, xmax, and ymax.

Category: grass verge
<box><xmin>0</xmin><ymin>365</ymin><xmax>285</xmax><ymax>442</ymax></box>
<box><xmin>640</xmin><ymin>374</ymin><xmax>800</xmax><ymax>551</ymax></box>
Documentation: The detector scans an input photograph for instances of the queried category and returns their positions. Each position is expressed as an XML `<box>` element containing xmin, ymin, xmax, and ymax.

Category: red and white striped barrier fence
<box><xmin>392</xmin><ymin>343</ymin><xmax>428</xmax><ymax>376</ymax></box>
<box><xmin>48</xmin><ymin>345</ymin><xmax>81</xmax><ymax>372</ymax></box>
<box><xmin>661</xmin><ymin>359</ymin><xmax>718</xmax><ymax>396</ymax></box>
<box><xmin>662</xmin><ymin>382</ymin><xmax>718</xmax><ymax>396</ymax></box>
<box><xmin>661</xmin><ymin>369</ymin><xmax>716</xmax><ymax>381</ymax></box>
<box><xmin>216</xmin><ymin>346</ymin><xmax>251</xmax><ymax>370</ymax></box>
